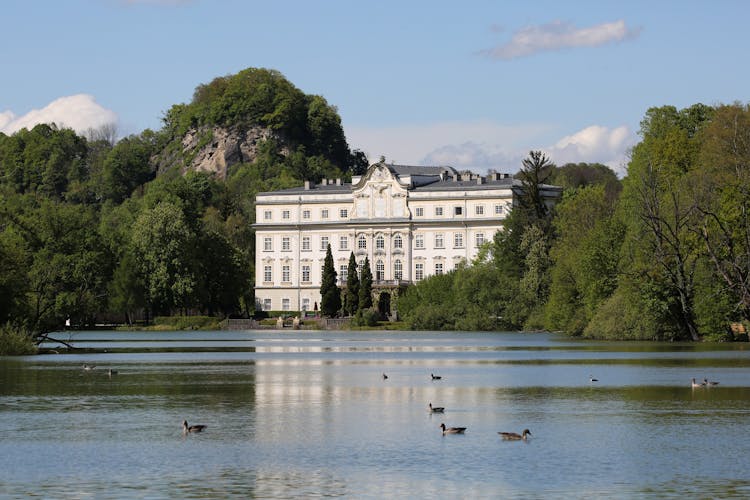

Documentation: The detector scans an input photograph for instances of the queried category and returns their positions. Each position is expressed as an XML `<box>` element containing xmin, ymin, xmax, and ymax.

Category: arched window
<box><xmin>376</xmin><ymin>235</ymin><xmax>385</xmax><ymax>249</ymax></box>
<box><xmin>393</xmin><ymin>234</ymin><xmax>403</xmax><ymax>249</ymax></box>
<box><xmin>394</xmin><ymin>259</ymin><xmax>403</xmax><ymax>280</ymax></box>
<box><xmin>358</xmin><ymin>234</ymin><xmax>367</xmax><ymax>249</ymax></box>
<box><xmin>376</xmin><ymin>259</ymin><xmax>385</xmax><ymax>281</ymax></box>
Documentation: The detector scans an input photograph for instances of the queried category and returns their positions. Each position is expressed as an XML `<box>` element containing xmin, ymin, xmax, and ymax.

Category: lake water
<box><xmin>2</xmin><ymin>331</ymin><xmax>750</xmax><ymax>498</ymax></box>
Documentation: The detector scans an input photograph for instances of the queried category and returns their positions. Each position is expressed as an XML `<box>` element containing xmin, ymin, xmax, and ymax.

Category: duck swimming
<box><xmin>182</xmin><ymin>420</ymin><xmax>207</xmax><ymax>434</ymax></box>
<box><xmin>431</xmin><ymin>373</ymin><xmax>442</xmax><ymax>380</ymax></box>
<box><xmin>499</xmin><ymin>429</ymin><xmax>532</xmax><ymax>441</ymax></box>
<box><xmin>691</xmin><ymin>378</ymin><xmax>706</xmax><ymax>388</ymax></box>
<box><xmin>703</xmin><ymin>378</ymin><xmax>719</xmax><ymax>386</ymax></box>
<box><xmin>429</xmin><ymin>403</ymin><xmax>445</xmax><ymax>413</ymax></box>
<box><xmin>440</xmin><ymin>423</ymin><xmax>466</xmax><ymax>434</ymax></box>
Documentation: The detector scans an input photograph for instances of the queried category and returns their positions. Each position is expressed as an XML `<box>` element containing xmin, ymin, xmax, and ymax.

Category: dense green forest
<box><xmin>400</xmin><ymin>103</ymin><xmax>750</xmax><ymax>341</ymax></box>
<box><xmin>0</xmin><ymin>68</ymin><xmax>365</xmax><ymax>343</ymax></box>
<box><xmin>1</xmin><ymin>66</ymin><xmax>748</xmax><ymax>346</ymax></box>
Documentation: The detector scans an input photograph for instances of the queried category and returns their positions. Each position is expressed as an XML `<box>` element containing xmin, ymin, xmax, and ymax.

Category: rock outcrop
<box><xmin>155</xmin><ymin>125</ymin><xmax>289</xmax><ymax>179</ymax></box>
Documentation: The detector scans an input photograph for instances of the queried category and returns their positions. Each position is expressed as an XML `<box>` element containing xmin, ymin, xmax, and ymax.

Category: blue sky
<box><xmin>2</xmin><ymin>0</ymin><xmax>748</xmax><ymax>176</ymax></box>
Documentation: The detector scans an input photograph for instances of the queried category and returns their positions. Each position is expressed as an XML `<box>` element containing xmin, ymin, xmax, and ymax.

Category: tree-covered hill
<box><xmin>155</xmin><ymin>68</ymin><xmax>367</xmax><ymax>180</ymax></box>
<box><xmin>0</xmin><ymin>67</ymin><xmax>367</xmax><ymax>339</ymax></box>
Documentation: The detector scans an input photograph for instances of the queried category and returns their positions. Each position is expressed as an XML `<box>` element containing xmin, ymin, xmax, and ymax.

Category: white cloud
<box><xmin>0</xmin><ymin>95</ymin><xmax>119</xmax><ymax>136</ymax></box>
<box><xmin>346</xmin><ymin>121</ymin><xmax>634</xmax><ymax>176</ymax></box>
<box><xmin>548</xmin><ymin>125</ymin><xmax>634</xmax><ymax>175</ymax></box>
<box><xmin>481</xmin><ymin>20</ymin><xmax>641</xmax><ymax>60</ymax></box>
<box><xmin>346</xmin><ymin>120</ymin><xmax>552</xmax><ymax>168</ymax></box>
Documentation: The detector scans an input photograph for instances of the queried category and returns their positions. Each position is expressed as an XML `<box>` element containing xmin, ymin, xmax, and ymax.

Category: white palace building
<box><xmin>254</xmin><ymin>160</ymin><xmax>561</xmax><ymax>313</ymax></box>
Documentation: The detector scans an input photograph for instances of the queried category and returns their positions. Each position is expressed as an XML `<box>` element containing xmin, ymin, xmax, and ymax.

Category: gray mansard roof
<box><xmin>256</xmin><ymin>162</ymin><xmax>526</xmax><ymax>197</ymax></box>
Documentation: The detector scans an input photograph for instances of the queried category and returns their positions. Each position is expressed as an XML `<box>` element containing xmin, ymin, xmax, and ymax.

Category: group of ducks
<box><xmin>384</xmin><ymin>372</ymin><xmax>532</xmax><ymax>440</ymax></box>
<box><xmin>431</xmin><ymin>403</ymin><xmax>531</xmax><ymax>440</ymax></box>
<box><xmin>692</xmin><ymin>378</ymin><xmax>720</xmax><ymax>388</ymax></box>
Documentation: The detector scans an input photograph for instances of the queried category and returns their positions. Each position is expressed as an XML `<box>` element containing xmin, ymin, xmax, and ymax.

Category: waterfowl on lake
<box><xmin>82</xmin><ymin>364</ymin><xmax>95</xmax><ymax>371</ymax></box>
<box><xmin>182</xmin><ymin>420</ymin><xmax>207</xmax><ymax>434</ymax></box>
<box><xmin>691</xmin><ymin>378</ymin><xmax>706</xmax><ymax>388</ymax></box>
<box><xmin>431</xmin><ymin>373</ymin><xmax>442</xmax><ymax>380</ymax></box>
<box><xmin>499</xmin><ymin>429</ymin><xmax>532</xmax><ymax>441</ymax></box>
<box><xmin>440</xmin><ymin>423</ymin><xmax>466</xmax><ymax>434</ymax></box>
<box><xmin>429</xmin><ymin>403</ymin><xmax>445</xmax><ymax>413</ymax></box>
<box><xmin>589</xmin><ymin>375</ymin><xmax>598</xmax><ymax>382</ymax></box>
<box><xmin>108</xmin><ymin>369</ymin><xmax>118</xmax><ymax>377</ymax></box>
<box><xmin>382</xmin><ymin>373</ymin><xmax>388</xmax><ymax>380</ymax></box>
<box><xmin>703</xmin><ymin>378</ymin><xmax>720</xmax><ymax>386</ymax></box>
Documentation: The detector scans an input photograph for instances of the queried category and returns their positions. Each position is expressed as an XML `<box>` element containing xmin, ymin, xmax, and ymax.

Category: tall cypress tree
<box><xmin>320</xmin><ymin>244</ymin><xmax>341</xmax><ymax>317</ymax></box>
<box><xmin>359</xmin><ymin>256</ymin><xmax>373</xmax><ymax>309</ymax></box>
<box><xmin>344</xmin><ymin>252</ymin><xmax>359</xmax><ymax>315</ymax></box>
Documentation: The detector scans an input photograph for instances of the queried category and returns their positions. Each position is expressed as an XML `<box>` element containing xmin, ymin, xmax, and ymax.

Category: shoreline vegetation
<box><xmin>2</xmin><ymin>68</ymin><xmax>749</xmax><ymax>350</ymax></box>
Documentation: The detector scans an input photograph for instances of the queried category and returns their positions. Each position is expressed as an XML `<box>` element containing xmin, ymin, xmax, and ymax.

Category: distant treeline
<box><xmin>399</xmin><ymin>104</ymin><xmax>750</xmax><ymax>341</ymax></box>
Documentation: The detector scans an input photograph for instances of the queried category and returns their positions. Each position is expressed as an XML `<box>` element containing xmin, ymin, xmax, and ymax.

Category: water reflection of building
<box><xmin>253</xmin><ymin>160</ymin><xmax>561</xmax><ymax>312</ymax></box>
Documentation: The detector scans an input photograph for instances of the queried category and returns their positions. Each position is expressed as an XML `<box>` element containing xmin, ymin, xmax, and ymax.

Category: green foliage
<box><xmin>399</xmin><ymin>264</ymin><xmax>510</xmax><ymax>331</ymax></box>
<box><xmin>0</xmin><ymin>324</ymin><xmax>37</xmax><ymax>355</ymax></box>
<box><xmin>358</xmin><ymin>257</ymin><xmax>373</xmax><ymax>310</ymax></box>
<box><xmin>344</xmin><ymin>252</ymin><xmax>359</xmax><ymax>315</ymax></box>
<box><xmin>351</xmin><ymin>307</ymin><xmax>379</xmax><ymax>327</ymax></box>
<box><xmin>99</xmin><ymin>132</ymin><xmax>157</xmax><ymax>203</ymax></box>
<box><xmin>0</xmin><ymin>124</ymin><xmax>89</xmax><ymax>199</ymax></box>
<box><xmin>320</xmin><ymin>244</ymin><xmax>340</xmax><ymax>317</ymax></box>
<box><xmin>131</xmin><ymin>201</ymin><xmax>198</xmax><ymax>314</ymax></box>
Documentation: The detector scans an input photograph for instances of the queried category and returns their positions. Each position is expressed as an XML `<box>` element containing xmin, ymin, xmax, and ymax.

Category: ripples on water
<box><xmin>1</xmin><ymin>331</ymin><xmax>750</xmax><ymax>498</ymax></box>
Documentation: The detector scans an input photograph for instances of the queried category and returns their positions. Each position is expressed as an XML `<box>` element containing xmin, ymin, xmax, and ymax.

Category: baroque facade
<box><xmin>254</xmin><ymin>161</ymin><xmax>561</xmax><ymax>312</ymax></box>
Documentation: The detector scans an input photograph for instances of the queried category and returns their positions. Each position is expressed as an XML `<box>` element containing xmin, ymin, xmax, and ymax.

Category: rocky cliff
<box><xmin>154</xmin><ymin>125</ymin><xmax>289</xmax><ymax>179</ymax></box>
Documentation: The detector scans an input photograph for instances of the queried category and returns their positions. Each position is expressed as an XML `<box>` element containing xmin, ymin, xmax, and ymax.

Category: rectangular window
<box><xmin>454</xmin><ymin>206</ymin><xmax>463</xmax><ymax>216</ymax></box>
<box><xmin>415</xmin><ymin>207</ymin><xmax>424</xmax><ymax>217</ymax></box>
<box><xmin>495</xmin><ymin>204</ymin><xmax>504</xmax><ymax>215</ymax></box>
<box><xmin>475</xmin><ymin>205</ymin><xmax>484</xmax><ymax>215</ymax></box>
<box><xmin>282</xmin><ymin>210</ymin><xmax>290</xmax><ymax>220</ymax></box>
<box><xmin>303</xmin><ymin>210</ymin><xmax>311</xmax><ymax>220</ymax></box>
<box><xmin>302</xmin><ymin>236</ymin><xmax>311</xmax><ymax>251</ymax></box>
<box><xmin>339</xmin><ymin>265</ymin><xmax>348</xmax><ymax>283</ymax></box>
<box><xmin>435</xmin><ymin>233</ymin><xmax>444</xmax><ymax>249</ymax></box>
<box><xmin>263</xmin><ymin>210</ymin><xmax>272</xmax><ymax>220</ymax></box>
<box><xmin>435</xmin><ymin>263</ymin><xmax>444</xmax><ymax>275</ymax></box>
<box><xmin>376</xmin><ymin>236</ymin><xmax>385</xmax><ymax>250</ymax></box>
<box><xmin>475</xmin><ymin>233</ymin><xmax>485</xmax><ymax>247</ymax></box>
<box><xmin>282</xmin><ymin>298</ymin><xmax>290</xmax><ymax>311</ymax></box>
<box><xmin>321</xmin><ymin>236</ymin><xmax>329</xmax><ymax>251</ymax></box>
<box><xmin>415</xmin><ymin>234</ymin><xmax>424</xmax><ymax>249</ymax></box>
<box><xmin>321</xmin><ymin>209</ymin><xmax>329</xmax><ymax>219</ymax></box>
<box><xmin>435</xmin><ymin>207</ymin><xmax>444</xmax><ymax>217</ymax></box>
<box><xmin>302</xmin><ymin>265</ymin><xmax>311</xmax><ymax>283</ymax></box>
<box><xmin>281</xmin><ymin>237</ymin><xmax>290</xmax><ymax>251</ymax></box>
<box><xmin>302</xmin><ymin>298</ymin><xmax>310</xmax><ymax>311</ymax></box>
<box><xmin>263</xmin><ymin>237</ymin><xmax>272</xmax><ymax>252</ymax></box>
<box><xmin>264</xmin><ymin>265</ymin><xmax>272</xmax><ymax>283</ymax></box>
<box><xmin>340</xmin><ymin>209</ymin><xmax>348</xmax><ymax>219</ymax></box>
<box><xmin>415</xmin><ymin>263</ymin><xmax>424</xmax><ymax>281</ymax></box>
<box><xmin>454</xmin><ymin>233</ymin><xmax>464</xmax><ymax>248</ymax></box>
<box><xmin>282</xmin><ymin>265</ymin><xmax>290</xmax><ymax>282</ymax></box>
<box><xmin>358</xmin><ymin>236</ymin><xmax>367</xmax><ymax>249</ymax></box>
<box><xmin>263</xmin><ymin>298</ymin><xmax>272</xmax><ymax>311</ymax></box>
<box><xmin>340</xmin><ymin>236</ymin><xmax>348</xmax><ymax>250</ymax></box>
